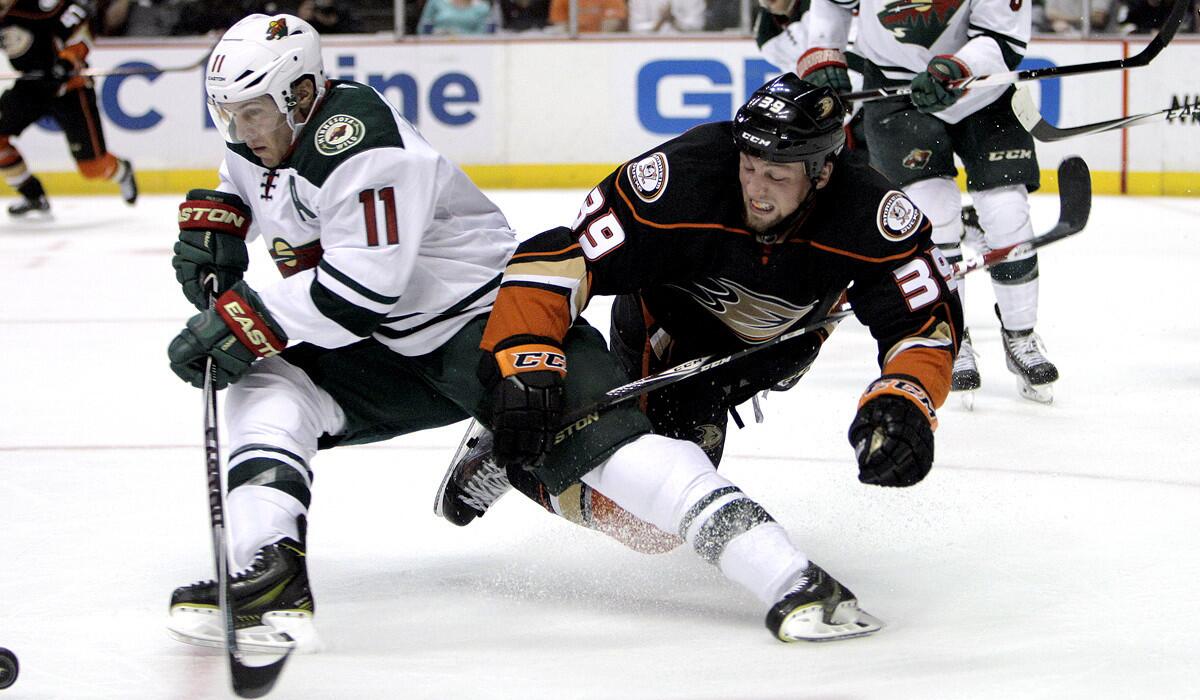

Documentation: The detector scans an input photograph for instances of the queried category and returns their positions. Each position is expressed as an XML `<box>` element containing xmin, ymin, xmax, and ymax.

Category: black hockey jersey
<box><xmin>483</xmin><ymin>121</ymin><xmax>963</xmax><ymax>405</ymax></box>
<box><xmin>0</xmin><ymin>0</ymin><xmax>92</xmax><ymax>73</ymax></box>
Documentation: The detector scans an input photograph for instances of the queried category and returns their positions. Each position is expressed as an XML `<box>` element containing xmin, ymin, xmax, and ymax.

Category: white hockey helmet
<box><xmin>206</xmin><ymin>14</ymin><xmax>326</xmax><ymax>141</ymax></box>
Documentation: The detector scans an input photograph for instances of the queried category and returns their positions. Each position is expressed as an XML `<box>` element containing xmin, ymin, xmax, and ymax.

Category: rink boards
<box><xmin>2</xmin><ymin>34</ymin><xmax>1197</xmax><ymax>196</ymax></box>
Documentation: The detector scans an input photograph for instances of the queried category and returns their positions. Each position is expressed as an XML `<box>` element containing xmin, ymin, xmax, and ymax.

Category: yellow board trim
<box><xmin>6</xmin><ymin>166</ymin><xmax>1200</xmax><ymax>196</ymax></box>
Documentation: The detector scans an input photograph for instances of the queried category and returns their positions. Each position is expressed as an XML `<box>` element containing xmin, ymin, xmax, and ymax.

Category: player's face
<box><xmin>739</xmin><ymin>153</ymin><xmax>813</xmax><ymax>232</ymax></box>
<box><xmin>215</xmin><ymin>96</ymin><xmax>294</xmax><ymax>167</ymax></box>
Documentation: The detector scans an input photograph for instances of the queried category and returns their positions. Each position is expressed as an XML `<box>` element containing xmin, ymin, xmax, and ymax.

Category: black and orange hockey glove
<box><xmin>848</xmin><ymin>376</ymin><xmax>936</xmax><ymax>487</ymax></box>
<box><xmin>479</xmin><ymin>341</ymin><xmax>566</xmax><ymax>470</ymax></box>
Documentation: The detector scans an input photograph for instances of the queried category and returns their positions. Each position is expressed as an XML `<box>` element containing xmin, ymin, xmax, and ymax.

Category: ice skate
<box><xmin>7</xmin><ymin>175</ymin><xmax>51</xmax><ymax>218</ymax></box>
<box><xmin>434</xmin><ymin>420</ymin><xmax>510</xmax><ymax>527</ymax></box>
<box><xmin>951</xmin><ymin>329</ymin><xmax>981</xmax><ymax>410</ymax></box>
<box><xmin>6</xmin><ymin>194</ymin><xmax>50</xmax><ymax>217</ymax></box>
<box><xmin>168</xmin><ymin>537</ymin><xmax>319</xmax><ymax>654</ymax></box>
<box><xmin>997</xmin><ymin>306</ymin><xmax>1058</xmax><ymax>404</ymax></box>
<box><xmin>765</xmin><ymin>562</ymin><xmax>883</xmax><ymax>642</ymax></box>
<box><xmin>116</xmin><ymin>158</ymin><xmax>138</xmax><ymax>205</ymax></box>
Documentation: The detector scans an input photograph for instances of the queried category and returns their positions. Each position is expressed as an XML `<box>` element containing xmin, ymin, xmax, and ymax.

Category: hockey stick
<box><xmin>200</xmin><ymin>276</ymin><xmax>291</xmax><ymax>698</ymax></box>
<box><xmin>838</xmin><ymin>0</ymin><xmax>1191</xmax><ymax>104</ymax></box>
<box><xmin>954</xmin><ymin>156</ymin><xmax>1092</xmax><ymax>277</ymax></box>
<box><xmin>1011</xmin><ymin>85</ymin><xmax>1199</xmax><ymax>142</ymax></box>
<box><xmin>0</xmin><ymin>49</ymin><xmax>212</xmax><ymax>81</ymax></box>
<box><xmin>554</xmin><ymin>308</ymin><xmax>852</xmax><ymax>440</ymax></box>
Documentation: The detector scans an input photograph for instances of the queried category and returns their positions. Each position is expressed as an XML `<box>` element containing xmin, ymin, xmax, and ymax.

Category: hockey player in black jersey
<box><xmin>0</xmin><ymin>0</ymin><xmax>137</xmax><ymax>216</ymax></box>
<box><xmin>437</xmin><ymin>74</ymin><xmax>963</xmax><ymax>639</ymax></box>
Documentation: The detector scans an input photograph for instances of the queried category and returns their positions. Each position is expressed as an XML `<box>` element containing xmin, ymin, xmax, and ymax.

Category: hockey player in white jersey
<box><xmin>164</xmin><ymin>13</ymin><xmax>516</xmax><ymax>652</ymax></box>
<box><xmin>166</xmin><ymin>13</ymin><xmax>882</xmax><ymax>650</ymax></box>
<box><xmin>796</xmin><ymin>0</ymin><xmax>1059</xmax><ymax>403</ymax></box>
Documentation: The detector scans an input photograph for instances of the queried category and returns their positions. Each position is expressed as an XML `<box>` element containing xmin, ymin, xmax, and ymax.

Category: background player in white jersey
<box><xmin>165</xmin><ymin>13</ymin><xmax>882</xmax><ymax>649</ymax></box>
<box><xmin>796</xmin><ymin>0</ymin><xmax>1060</xmax><ymax>402</ymax></box>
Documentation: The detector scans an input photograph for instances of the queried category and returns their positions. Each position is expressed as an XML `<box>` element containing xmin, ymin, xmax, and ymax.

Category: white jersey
<box><xmin>217</xmin><ymin>80</ymin><xmax>516</xmax><ymax>356</ymax></box>
<box><xmin>805</xmin><ymin>0</ymin><xmax>1031</xmax><ymax>123</ymax></box>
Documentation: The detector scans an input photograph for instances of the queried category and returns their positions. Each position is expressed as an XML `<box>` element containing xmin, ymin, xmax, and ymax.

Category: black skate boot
<box><xmin>7</xmin><ymin>176</ymin><xmax>50</xmax><ymax>217</ymax></box>
<box><xmin>167</xmin><ymin>537</ymin><xmax>317</xmax><ymax>653</ymax></box>
<box><xmin>952</xmin><ymin>329</ymin><xmax>981</xmax><ymax>392</ymax></box>
<box><xmin>765</xmin><ymin>562</ymin><xmax>883</xmax><ymax>642</ymax></box>
<box><xmin>996</xmin><ymin>305</ymin><xmax>1058</xmax><ymax>404</ymax></box>
<box><xmin>434</xmin><ymin>420</ymin><xmax>511</xmax><ymax>527</ymax></box>
<box><xmin>951</xmin><ymin>328</ymin><xmax>981</xmax><ymax>409</ymax></box>
<box><xmin>116</xmin><ymin>158</ymin><xmax>138</xmax><ymax>205</ymax></box>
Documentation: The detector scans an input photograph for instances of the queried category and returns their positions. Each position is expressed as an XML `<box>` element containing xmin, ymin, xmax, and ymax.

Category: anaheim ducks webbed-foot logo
<box><xmin>877</xmin><ymin>0</ymin><xmax>964</xmax><ymax>47</ymax></box>
<box><xmin>672</xmin><ymin>277</ymin><xmax>816</xmax><ymax>344</ymax></box>
<box><xmin>315</xmin><ymin>114</ymin><xmax>366</xmax><ymax>155</ymax></box>
<box><xmin>265</xmin><ymin>18</ymin><xmax>288</xmax><ymax>40</ymax></box>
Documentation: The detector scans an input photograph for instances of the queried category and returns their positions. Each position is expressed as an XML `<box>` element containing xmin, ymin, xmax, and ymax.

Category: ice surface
<box><xmin>1</xmin><ymin>190</ymin><xmax>1198</xmax><ymax>699</ymax></box>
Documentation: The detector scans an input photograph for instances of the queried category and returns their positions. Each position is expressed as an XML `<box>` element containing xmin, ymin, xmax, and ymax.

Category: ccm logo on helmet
<box><xmin>739</xmin><ymin>131</ymin><xmax>770</xmax><ymax>147</ymax></box>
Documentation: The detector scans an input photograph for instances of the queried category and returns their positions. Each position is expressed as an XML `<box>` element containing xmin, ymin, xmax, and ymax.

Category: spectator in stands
<box><xmin>1116</xmin><ymin>0</ymin><xmax>1173</xmax><ymax>32</ymax></box>
<box><xmin>704</xmin><ymin>0</ymin><xmax>742</xmax><ymax>30</ymax></box>
<box><xmin>500</xmin><ymin>0</ymin><xmax>550</xmax><ymax>31</ymax></box>
<box><xmin>548</xmin><ymin>0</ymin><xmax>627</xmax><ymax>32</ymax></box>
<box><xmin>1043</xmin><ymin>0</ymin><xmax>1114</xmax><ymax>33</ymax></box>
<box><xmin>111</xmin><ymin>0</ymin><xmax>182</xmax><ymax>36</ymax></box>
<box><xmin>299</xmin><ymin>0</ymin><xmax>363</xmax><ymax>33</ymax></box>
<box><xmin>95</xmin><ymin>0</ymin><xmax>130</xmax><ymax>35</ymax></box>
<box><xmin>628</xmin><ymin>0</ymin><xmax>704</xmax><ymax>32</ymax></box>
<box><xmin>170</xmin><ymin>1</ymin><xmax>250</xmax><ymax>35</ymax></box>
<box><xmin>419</xmin><ymin>0</ymin><xmax>494</xmax><ymax>34</ymax></box>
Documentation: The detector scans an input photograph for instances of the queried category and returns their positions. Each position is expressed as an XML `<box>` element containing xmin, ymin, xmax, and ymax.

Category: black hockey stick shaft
<box><xmin>200</xmin><ymin>276</ymin><xmax>290</xmax><ymax>698</ymax></box>
<box><xmin>554</xmin><ymin>308</ymin><xmax>851</xmax><ymax>439</ymax></box>
<box><xmin>839</xmin><ymin>0</ymin><xmax>1191</xmax><ymax>104</ymax></box>
<box><xmin>1012</xmin><ymin>85</ymin><xmax>1199</xmax><ymax>142</ymax></box>
<box><xmin>954</xmin><ymin>156</ymin><xmax>1091</xmax><ymax>277</ymax></box>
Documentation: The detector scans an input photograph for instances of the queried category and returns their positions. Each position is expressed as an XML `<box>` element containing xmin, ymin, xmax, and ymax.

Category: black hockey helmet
<box><xmin>733</xmin><ymin>74</ymin><xmax>846</xmax><ymax>179</ymax></box>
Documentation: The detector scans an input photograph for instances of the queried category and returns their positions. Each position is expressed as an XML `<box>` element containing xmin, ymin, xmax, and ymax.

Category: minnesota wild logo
<box><xmin>266</xmin><ymin>18</ymin><xmax>288</xmax><ymax>40</ymax></box>
<box><xmin>314</xmin><ymin>114</ymin><xmax>366</xmax><ymax>155</ymax></box>
<box><xmin>877</xmin><ymin>0</ymin><xmax>964</xmax><ymax>47</ymax></box>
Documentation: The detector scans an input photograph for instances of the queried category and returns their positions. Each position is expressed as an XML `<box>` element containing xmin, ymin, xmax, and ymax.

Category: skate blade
<box><xmin>167</xmin><ymin>605</ymin><xmax>321</xmax><ymax>654</ymax></box>
<box><xmin>434</xmin><ymin>420</ymin><xmax>486</xmax><ymax>519</ymax></box>
<box><xmin>957</xmin><ymin>390</ymin><xmax>977</xmax><ymax>411</ymax></box>
<box><xmin>776</xmin><ymin>600</ymin><xmax>884</xmax><ymax>642</ymax></box>
<box><xmin>1016</xmin><ymin>378</ymin><xmax>1054</xmax><ymax>404</ymax></box>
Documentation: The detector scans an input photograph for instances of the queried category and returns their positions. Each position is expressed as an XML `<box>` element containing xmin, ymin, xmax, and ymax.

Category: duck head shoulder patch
<box><xmin>627</xmin><ymin>152</ymin><xmax>670</xmax><ymax>203</ymax></box>
<box><xmin>877</xmin><ymin>190</ymin><xmax>923</xmax><ymax>241</ymax></box>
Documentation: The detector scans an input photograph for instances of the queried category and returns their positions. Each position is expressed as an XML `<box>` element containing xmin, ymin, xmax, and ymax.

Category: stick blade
<box><xmin>230</xmin><ymin>649</ymin><xmax>291</xmax><ymax>698</ymax></box>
